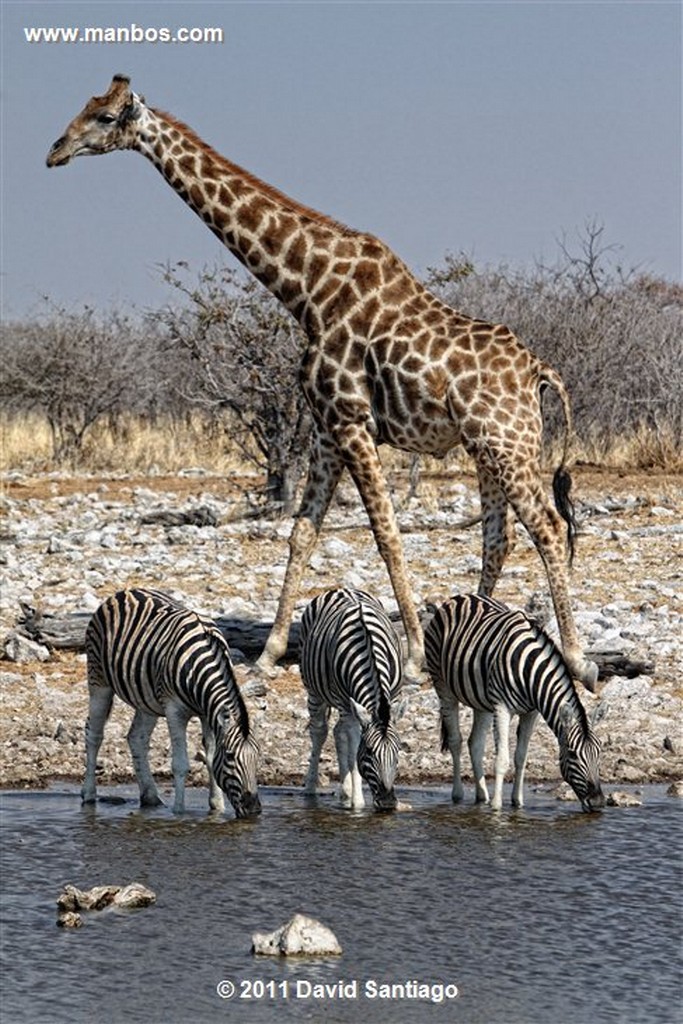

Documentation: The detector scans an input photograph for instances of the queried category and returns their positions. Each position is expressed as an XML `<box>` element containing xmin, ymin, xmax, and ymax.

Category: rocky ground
<box><xmin>1</xmin><ymin>464</ymin><xmax>681</xmax><ymax>799</ymax></box>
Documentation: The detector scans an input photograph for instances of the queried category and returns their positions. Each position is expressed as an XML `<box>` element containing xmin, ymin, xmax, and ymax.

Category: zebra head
<box><xmin>558</xmin><ymin>705</ymin><xmax>604</xmax><ymax>812</ymax></box>
<box><xmin>213</xmin><ymin>704</ymin><xmax>261</xmax><ymax>819</ymax></box>
<box><xmin>352</xmin><ymin>694</ymin><xmax>403</xmax><ymax>812</ymax></box>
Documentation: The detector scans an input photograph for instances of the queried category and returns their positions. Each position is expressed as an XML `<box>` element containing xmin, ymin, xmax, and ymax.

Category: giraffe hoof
<box><xmin>567</xmin><ymin>655</ymin><xmax>600</xmax><ymax>692</ymax></box>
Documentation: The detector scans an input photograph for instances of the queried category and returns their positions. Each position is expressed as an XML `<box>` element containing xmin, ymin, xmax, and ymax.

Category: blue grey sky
<box><xmin>1</xmin><ymin>1</ymin><xmax>681</xmax><ymax>320</ymax></box>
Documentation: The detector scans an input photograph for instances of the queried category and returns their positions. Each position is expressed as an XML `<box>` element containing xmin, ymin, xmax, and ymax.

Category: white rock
<box><xmin>3</xmin><ymin>633</ymin><xmax>50</xmax><ymax>663</ymax></box>
<box><xmin>252</xmin><ymin>914</ymin><xmax>342</xmax><ymax>956</ymax></box>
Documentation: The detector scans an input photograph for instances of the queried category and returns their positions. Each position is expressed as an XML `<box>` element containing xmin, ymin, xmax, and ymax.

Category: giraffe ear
<box><xmin>119</xmin><ymin>99</ymin><xmax>141</xmax><ymax>126</ymax></box>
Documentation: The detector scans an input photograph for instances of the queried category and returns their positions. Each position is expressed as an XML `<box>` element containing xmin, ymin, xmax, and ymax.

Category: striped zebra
<box><xmin>83</xmin><ymin>588</ymin><xmax>261</xmax><ymax>818</ymax></box>
<box><xmin>299</xmin><ymin>588</ymin><xmax>405</xmax><ymax>811</ymax></box>
<box><xmin>424</xmin><ymin>593</ymin><xmax>604</xmax><ymax>812</ymax></box>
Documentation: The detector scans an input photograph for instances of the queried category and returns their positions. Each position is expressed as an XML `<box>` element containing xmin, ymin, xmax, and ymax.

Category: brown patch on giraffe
<box><xmin>355</xmin><ymin>261</ymin><xmax>382</xmax><ymax>292</ymax></box>
<box><xmin>284</xmin><ymin>234</ymin><xmax>307</xmax><ymax>274</ymax></box>
<box><xmin>240</xmin><ymin>199</ymin><xmax>267</xmax><ymax>234</ymax></box>
<box><xmin>321</xmin><ymin>281</ymin><xmax>359</xmax><ymax>321</ymax></box>
<box><xmin>189</xmin><ymin>183</ymin><xmax>206</xmax><ymax>210</ymax></box>
<box><xmin>349</xmin><ymin>298</ymin><xmax>380</xmax><ymax>336</ymax></box>
<box><xmin>324</xmin><ymin>327</ymin><xmax>351</xmax><ymax>363</ymax></box>
<box><xmin>280</xmin><ymin>277</ymin><xmax>303</xmax><ymax>307</ymax></box>
<box><xmin>403</xmin><ymin>353</ymin><xmax>425</xmax><ymax>375</ymax></box>
<box><xmin>425</xmin><ymin>335</ymin><xmax>449</xmax><ymax>361</ymax></box>
<box><xmin>177</xmin><ymin>153</ymin><xmax>196</xmax><ymax>174</ymax></box>
<box><xmin>306</xmin><ymin>253</ymin><xmax>330</xmax><ymax>292</ymax></box>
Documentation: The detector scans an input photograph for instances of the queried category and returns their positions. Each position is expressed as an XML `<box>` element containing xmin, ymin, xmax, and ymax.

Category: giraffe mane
<box><xmin>153</xmin><ymin>109</ymin><xmax>360</xmax><ymax>238</ymax></box>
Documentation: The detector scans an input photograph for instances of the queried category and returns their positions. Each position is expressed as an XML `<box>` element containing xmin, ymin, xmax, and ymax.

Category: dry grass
<box><xmin>1</xmin><ymin>412</ymin><xmax>681</xmax><ymax>478</ymax></box>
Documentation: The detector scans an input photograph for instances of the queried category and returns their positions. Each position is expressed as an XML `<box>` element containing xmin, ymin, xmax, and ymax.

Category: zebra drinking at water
<box><xmin>83</xmin><ymin>588</ymin><xmax>261</xmax><ymax>818</ymax></box>
<box><xmin>424</xmin><ymin>593</ymin><xmax>604</xmax><ymax>812</ymax></box>
<box><xmin>299</xmin><ymin>588</ymin><xmax>404</xmax><ymax>811</ymax></box>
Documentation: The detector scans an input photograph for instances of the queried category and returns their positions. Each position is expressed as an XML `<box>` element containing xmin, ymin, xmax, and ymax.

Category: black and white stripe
<box><xmin>83</xmin><ymin>588</ymin><xmax>260</xmax><ymax>818</ymax></box>
<box><xmin>425</xmin><ymin>593</ymin><xmax>603</xmax><ymax>811</ymax></box>
<box><xmin>299</xmin><ymin>588</ymin><xmax>404</xmax><ymax>811</ymax></box>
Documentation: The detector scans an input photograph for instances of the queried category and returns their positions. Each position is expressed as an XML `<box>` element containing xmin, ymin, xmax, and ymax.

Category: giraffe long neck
<box><xmin>131</xmin><ymin>105</ymin><xmax>352</xmax><ymax>327</ymax></box>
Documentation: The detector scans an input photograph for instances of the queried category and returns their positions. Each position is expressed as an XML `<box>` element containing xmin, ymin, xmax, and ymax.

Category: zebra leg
<box><xmin>491</xmin><ymin>706</ymin><xmax>512</xmax><ymax>811</ymax></box>
<box><xmin>335</xmin><ymin>713</ymin><xmax>365</xmax><ymax>809</ymax></box>
<box><xmin>164</xmin><ymin>703</ymin><xmax>193</xmax><ymax>813</ymax></box>
<box><xmin>476</xmin><ymin>465</ymin><xmax>516</xmax><ymax>596</ymax></box>
<box><xmin>511</xmin><ymin>711</ymin><xmax>539</xmax><ymax>808</ymax></box>
<box><xmin>304</xmin><ymin>699</ymin><xmax>330</xmax><ymax>795</ymax></box>
<box><xmin>82</xmin><ymin>685</ymin><xmax>114</xmax><ymax>804</ymax></box>
<box><xmin>439</xmin><ymin>698</ymin><xmax>465</xmax><ymax>803</ymax></box>
<box><xmin>469</xmin><ymin>710</ymin><xmax>493</xmax><ymax>804</ymax></box>
<box><xmin>201</xmin><ymin>719</ymin><xmax>225</xmax><ymax>814</ymax></box>
<box><xmin>258</xmin><ymin>432</ymin><xmax>344</xmax><ymax>672</ymax></box>
<box><xmin>127</xmin><ymin>709</ymin><xmax>163</xmax><ymax>807</ymax></box>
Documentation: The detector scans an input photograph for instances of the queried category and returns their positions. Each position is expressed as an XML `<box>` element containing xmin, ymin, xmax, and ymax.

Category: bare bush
<box><xmin>0</xmin><ymin>306</ymin><xmax>164</xmax><ymax>465</ymax></box>
<box><xmin>156</xmin><ymin>264</ymin><xmax>311</xmax><ymax>512</ymax></box>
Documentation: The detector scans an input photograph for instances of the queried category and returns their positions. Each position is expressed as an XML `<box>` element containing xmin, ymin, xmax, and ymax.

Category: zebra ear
<box><xmin>350</xmin><ymin>699</ymin><xmax>372</xmax><ymax>728</ymax></box>
<box><xmin>590</xmin><ymin>701</ymin><xmax>608</xmax><ymax>726</ymax></box>
<box><xmin>391</xmin><ymin>699</ymin><xmax>407</xmax><ymax>722</ymax></box>
<box><xmin>558</xmin><ymin>703</ymin><xmax>575</xmax><ymax>736</ymax></box>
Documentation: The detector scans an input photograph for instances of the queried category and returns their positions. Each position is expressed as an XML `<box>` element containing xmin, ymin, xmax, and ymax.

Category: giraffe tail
<box><xmin>539</xmin><ymin>364</ymin><xmax>577</xmax><ymax>566</ymax></box>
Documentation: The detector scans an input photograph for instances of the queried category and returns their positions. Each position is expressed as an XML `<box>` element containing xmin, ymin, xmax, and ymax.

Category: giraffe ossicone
<box><xmin>47</xmin><ymin>75</ymin><xmax>599</xmax><ymax>691</ymax></box>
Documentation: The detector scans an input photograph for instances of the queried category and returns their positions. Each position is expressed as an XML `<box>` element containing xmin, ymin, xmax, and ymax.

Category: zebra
<box><xmin>424</xmin><ymin>593</ymin><xmax>604</xmax><ymax>812</ymax></box>
<box><xmin>299</xmin><ymin>588</ymin><xmax>405</xmax><ymax>811</ymax></box>
<box><xmin>82</xmin><ymin>588</ymin><xmax>261</xmax><ymax>818</ymax></box>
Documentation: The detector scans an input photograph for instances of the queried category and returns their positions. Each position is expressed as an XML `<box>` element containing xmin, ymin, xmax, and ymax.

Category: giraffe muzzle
<box><xmin>46</xmin><ymin>138</ymin><xmax>71</xmax><ymax>167</ymax></box>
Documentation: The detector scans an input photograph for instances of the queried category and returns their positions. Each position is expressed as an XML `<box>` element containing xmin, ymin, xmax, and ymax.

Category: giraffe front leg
<box><xmin>476</xmin><ymin>465</ymin><xmax>516</xmax><ymax>596</ymax></box>
<box><xmin>335</xmin><ymin>423</ymin><xmax>424</xmax><ymax>681</ymax></box>
<box><xmin>257</xmin><ymin>432</ymin><xmax>344</xmax><ymax>673</ymax></box>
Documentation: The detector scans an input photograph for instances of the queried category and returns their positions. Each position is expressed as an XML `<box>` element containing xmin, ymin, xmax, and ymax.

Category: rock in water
<box><xmin>57</xmin><ymin>883</ymin><xmax>157</xmax><ymax>917</ymax></box>
<box><xmin>112</xmin><ymin>883</ymin><xmax>156</xmax><ymax>909</ymax></box>
<box><xmin>252</xmin><ymin>914</ymin><xmax>342</xmax><ymax>956</ymax></box>
<box><xmin>56</xmin><ymin>911</ymin><xmax>83</xmax><ymax>929</ymax></box>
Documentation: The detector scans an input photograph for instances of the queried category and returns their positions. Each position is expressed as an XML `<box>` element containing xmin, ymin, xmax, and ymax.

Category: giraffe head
<box><xmin>46</xmin><ymin>74</ymin><xmax>142</xmax><ymax>167</ymax></box>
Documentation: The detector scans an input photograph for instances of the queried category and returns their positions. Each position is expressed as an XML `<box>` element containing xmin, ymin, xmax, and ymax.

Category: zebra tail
<box><xmin>540</xmin><ymin>364</ymin><xmax>577</xmax><ymax>566</ymax></box>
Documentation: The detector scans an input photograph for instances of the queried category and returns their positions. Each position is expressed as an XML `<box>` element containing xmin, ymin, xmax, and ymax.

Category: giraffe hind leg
<box><xmin>490</xmin><ymin>450</ymin><xmax>598</xmax><ymax>690</ymax></box>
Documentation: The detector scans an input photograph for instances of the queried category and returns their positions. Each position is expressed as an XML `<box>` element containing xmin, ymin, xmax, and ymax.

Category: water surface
<box><xmin>1</xmin><ymin>784</ymin><xmax>681</xmax><ymax>1023</ymax></box>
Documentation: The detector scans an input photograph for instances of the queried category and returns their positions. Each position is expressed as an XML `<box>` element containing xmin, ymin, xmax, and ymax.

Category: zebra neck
<box><xmin>543</xmin><ymin>687</ymin><xmax>586</xmax><ymax>741</ymax></box>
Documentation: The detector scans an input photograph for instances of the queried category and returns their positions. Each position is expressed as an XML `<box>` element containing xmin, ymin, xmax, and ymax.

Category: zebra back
<box><xmin>300</xmin><ymin>588</ymin><xmax>403</xmax><ymax>715</ymax></box>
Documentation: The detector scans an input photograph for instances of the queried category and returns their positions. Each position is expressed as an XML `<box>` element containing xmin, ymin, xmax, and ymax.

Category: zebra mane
<box><xmin>377</xmin><ymin>690</ymin><xmax>391</xmax><ymax>731</ymax></box>
<box><xmin>204</xmin><ymin>624</ymin><xmax>251</xmax><ymax>739</ymax></box>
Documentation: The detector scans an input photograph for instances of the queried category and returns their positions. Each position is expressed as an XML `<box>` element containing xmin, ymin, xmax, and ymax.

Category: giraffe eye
<box><xmin>96</xmin><ymin>113</ymin><xmax>117</xmax><ymax>125</ymax></box>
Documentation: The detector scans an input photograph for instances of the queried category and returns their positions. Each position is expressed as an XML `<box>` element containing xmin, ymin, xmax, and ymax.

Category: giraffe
<box><xmin>46</xmin><ymin>75</ymin><xmax>599</xmax><ymax>690</ymax></box>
